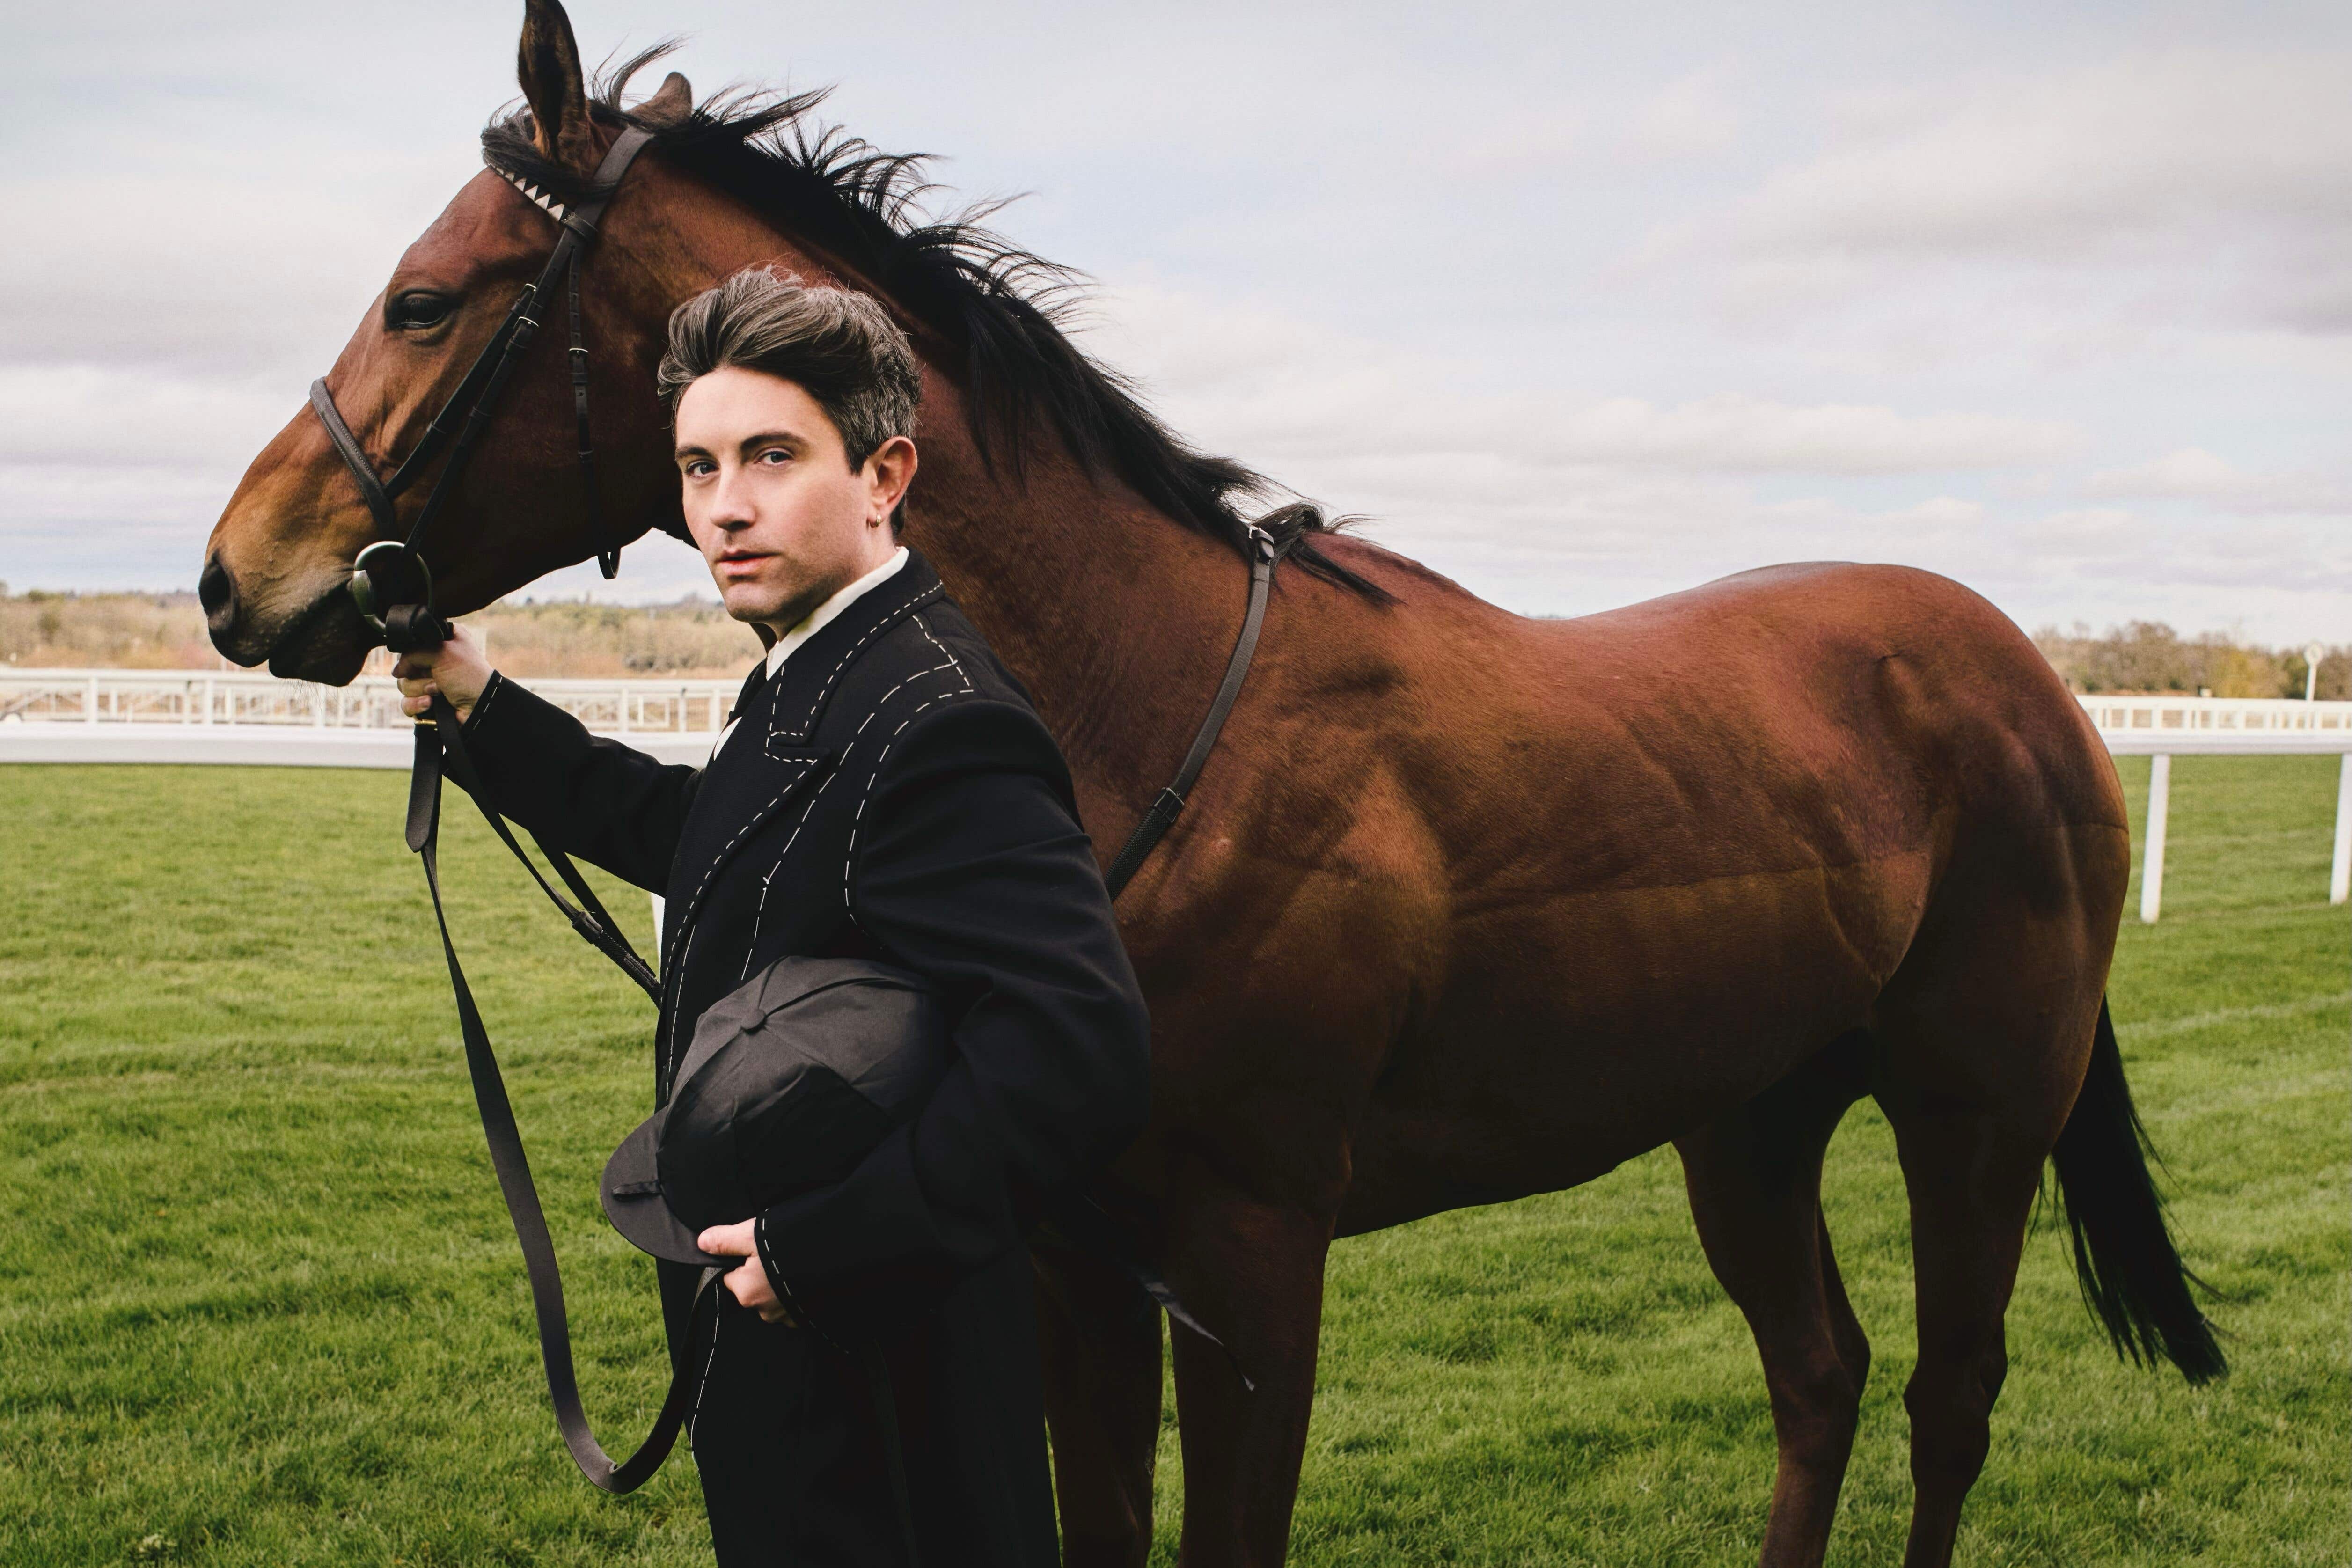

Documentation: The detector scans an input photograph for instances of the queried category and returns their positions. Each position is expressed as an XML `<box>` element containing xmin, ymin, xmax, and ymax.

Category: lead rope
<box><xmin>415</xmin><ymin>693</ymin><xmax>924</xmax><ymax>1553</ymax></box>
<box><xmin>408</xmin><ymin>694</ymin><xmax>711</xmax><ymax>1493</ymax></box>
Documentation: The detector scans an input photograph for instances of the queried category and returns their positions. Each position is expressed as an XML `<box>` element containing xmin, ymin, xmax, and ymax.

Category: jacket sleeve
<box><xmin>752</xmin><ymin>695</ymin><xmax>1150</xmax><ymax>1323</ymax></box>
<box><xmin>448</xmin><ymin>671</ymin><xmax>703</xmax><ymax>893</ymax></box>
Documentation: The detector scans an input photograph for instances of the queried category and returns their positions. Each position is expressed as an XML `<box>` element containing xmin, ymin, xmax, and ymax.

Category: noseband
<box><xmin>309</xmin><ymin>126</ymin><xmax>656</xmax><ymax>652</ymax></box>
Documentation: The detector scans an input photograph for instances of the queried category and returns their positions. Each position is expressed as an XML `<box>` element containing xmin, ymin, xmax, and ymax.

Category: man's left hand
<box><xmin>698</xmin><ymin>1220</ymin><xmax>801</xmax><ymax>1326</ymax></box>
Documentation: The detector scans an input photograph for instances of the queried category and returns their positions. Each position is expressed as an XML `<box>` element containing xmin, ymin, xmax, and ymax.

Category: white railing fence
<box><xmin>2084</xmin><ymin>695</ymin><xmax>2352</xmax><ymax>919</ymax></box>
<box><xmin>2082</xmin><ymin>693</ymin><xmax>2352</xmax><ymax>752</ymax></box>
<box><xmin>0</xmin><ymin>667</ymin><xmax>739</xmax><ymax>735</ymax></box>
<box><xmin>3</xmin><ymin>672</ymin><xmax>2346</xmax><ymax>916</ymax></box>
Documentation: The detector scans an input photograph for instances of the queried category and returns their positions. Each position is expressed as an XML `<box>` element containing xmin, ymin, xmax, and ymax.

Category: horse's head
<box><xmin>201</xmin><ymin>0</ymin><xmax>693</xmax><ymax>682</ymax></box>
<box><xmin>204</xmin><ymin>0</ymin><xmax>1375</xmax><ymax>685</ymax></box>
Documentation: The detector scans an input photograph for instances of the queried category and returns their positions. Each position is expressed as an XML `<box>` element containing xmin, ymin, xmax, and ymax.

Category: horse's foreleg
<box><xmin>1164</xmin><ymin>1175</ymin><xmax>1333</xmax><ymax>1568</ymax></box>
<box><xmin>1034</xmin><ymin>1241</ymin><xmax>1166</xmax><ymax>1568</ymax></box>
<box><xmin>1675</xmin><ymin>1033</ymin><xmax>1874</xmax><ymax>1568</ymax></box>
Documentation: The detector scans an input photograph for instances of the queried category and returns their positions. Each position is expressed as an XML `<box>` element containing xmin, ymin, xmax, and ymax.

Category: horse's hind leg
<box><xmin>1874</xmin><ymin>1086</ymin><xmax>2053</xmax><ymax>1568</ymax></box>
<box><xmin>1675</xmin><ymin>1032</ymin><xmax>1874</xmax><ymax>1568</ymax></box>
<box><xmin>1869</xmin><ymin>938</ymin><xmax>2100</xmax><ymax>1568</ymax></box>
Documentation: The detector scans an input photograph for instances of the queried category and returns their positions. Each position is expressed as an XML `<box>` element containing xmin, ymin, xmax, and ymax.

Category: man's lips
<box><xmin>715</xmin><ymin>551</ymin><xmax>774</xmax><ymax>578</ymax></box>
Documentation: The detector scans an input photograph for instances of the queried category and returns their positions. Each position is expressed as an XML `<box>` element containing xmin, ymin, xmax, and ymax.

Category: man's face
<box><xmin>673</xmin><ymin>366</ymin><xmax>916</xmax><ymax>634</ymax></box>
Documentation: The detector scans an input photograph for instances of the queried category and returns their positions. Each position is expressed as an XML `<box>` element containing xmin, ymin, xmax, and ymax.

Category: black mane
<box><xmin>482</xmin><ymin>46</ymin><xmax>1387</xmax><ymax>601</ymax></box>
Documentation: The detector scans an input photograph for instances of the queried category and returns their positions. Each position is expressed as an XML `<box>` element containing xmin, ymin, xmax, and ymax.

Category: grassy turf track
<box><xmin>0</xmin><ymin>757</ymin><xmax>2343</xmax><ymax>1566</ymax></box>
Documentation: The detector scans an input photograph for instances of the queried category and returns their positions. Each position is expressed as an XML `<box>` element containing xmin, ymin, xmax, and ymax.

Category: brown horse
<box><xmin>200</xmin><ymin>8</ymin><xmax>2222</xmax><ymax>1565</ymax></box>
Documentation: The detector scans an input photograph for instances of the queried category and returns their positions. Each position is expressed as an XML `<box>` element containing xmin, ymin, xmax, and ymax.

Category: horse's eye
<box><xmin>387</xmin><ymin>291</ymin><xmax>454</xmax><ymax>330</ymax></box>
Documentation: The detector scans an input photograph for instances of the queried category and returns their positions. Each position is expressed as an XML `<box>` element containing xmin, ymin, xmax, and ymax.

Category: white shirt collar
<box><xmin>764</xmin><ymin>545</ymin><xmax>909</xmax><ymax>678</ymax></box>
<box><xmin>713</xmin><ymin>545</ymin><xmax>909</xmax><ymax>761</ymax></box>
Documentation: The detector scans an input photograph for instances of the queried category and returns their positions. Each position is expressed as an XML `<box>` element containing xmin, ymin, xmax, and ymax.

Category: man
<box><xmin>394</xmin><ymin>267</ymin><xmax>1150</xmax><ymax>1567</ymax></box>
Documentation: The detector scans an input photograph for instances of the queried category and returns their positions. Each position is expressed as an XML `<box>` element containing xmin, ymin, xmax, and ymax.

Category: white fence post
<box><xmin>2331</xmin><ymin>754</ymin><xmax>2352</xmax><ymax>907</ymax></box>
<box><xmin>2140</xmin><ymin>754</ymin><xmax>2171</xmax><ymax>923</ymax></box>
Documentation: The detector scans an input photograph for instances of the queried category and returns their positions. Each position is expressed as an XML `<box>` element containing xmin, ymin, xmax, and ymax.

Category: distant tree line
<box><xmin>0</xmin><ymin>588</ymin><xmax>210</xmax><ymax>669</ymax></box>
<box><xmin>2032</xmin><ymin>621</ymin><xmax>2348</xmax><ymax>700</ymax></box>
<box><xmin>0</xmin><ymin>585</ymin><xmax>2340</xmax><ymax>696</ymax></box>
<box><xmin>0</xmin><ymin>587</ymin><xmax>760</xmax><ymax>679</ymax></box>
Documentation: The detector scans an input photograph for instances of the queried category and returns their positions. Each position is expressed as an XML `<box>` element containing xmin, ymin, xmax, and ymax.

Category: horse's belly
<box><xmin>1335</xmin><ymin>847</ymin><xmax>1929</xmax><ymax>1234</ymax></box>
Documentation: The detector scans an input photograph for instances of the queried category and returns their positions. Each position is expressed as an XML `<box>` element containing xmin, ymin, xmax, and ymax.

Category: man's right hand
<box><xmin>393</xmin><ymin>623</ymin><xmax>494</xmax><ymax>724</ymax></box>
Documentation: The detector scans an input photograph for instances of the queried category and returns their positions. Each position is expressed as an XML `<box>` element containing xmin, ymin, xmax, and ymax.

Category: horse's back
<box><xmin>1319</xmin><ymin>558</ymin><xmax>2126</xmax><ymax>1224</ymax></box>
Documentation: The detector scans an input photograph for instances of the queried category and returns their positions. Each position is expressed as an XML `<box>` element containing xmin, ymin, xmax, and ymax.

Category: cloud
<box><xmin>1084</xmin><ymin>283</ymin><xmax>2080</xmax><ymax>484</ymax></box>
<box><xmin>0</xmin><ymin>366</ymin><xmax>306</xmax><ymax>590</ymax></box>
<box><xmin>0</xmin><ymin>150</ymin><xmax>473</xmax><ymax>378</ymax></box>
<box><xmin>1625</xmin><ymin>67</ymin><xmax>1742</xmax><ymax>161</ymax></box>
<box><xmin>1446</xmin><ymin>67</ymin><xmax>1740</xmax><ymax>174</ymax></box>
<box><xmin>1737</xmin><ymin>51</ymin><xmax>2351</xmax><ymax>259</ymax></box>
<box><xmin>1086</xmin><ymin>276</ymin><xmax>2352</xmax><ymax>615</ymax></box>
<box><xmin>0</xmin><ymin>366</ymin><xmax>295</xmax><ymax>468</ymax></box>
<box><xmin>1668</xmin><ymin>48</ymin><xmax>2352</xmax><ymax>339</ymax></box>
<box><xmin>2085</xmin><ymin>447</ymin><xmax>2352</xmax><ymax>516</ymax></box>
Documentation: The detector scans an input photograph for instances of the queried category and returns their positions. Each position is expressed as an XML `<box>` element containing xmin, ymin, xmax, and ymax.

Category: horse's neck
<box><xmin>898</xmin><ymin>382</ymin><xmax>1246</xmax><ymax>804</ymax></box>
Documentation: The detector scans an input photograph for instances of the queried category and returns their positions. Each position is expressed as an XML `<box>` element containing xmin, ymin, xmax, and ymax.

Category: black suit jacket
<box><xmin>454</xmin><ymin>548</ymin><xmax>1147</xmax><ymax>1563</ymax></box>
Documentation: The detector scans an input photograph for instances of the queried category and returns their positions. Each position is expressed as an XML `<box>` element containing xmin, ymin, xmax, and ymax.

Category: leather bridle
<box><xmin>309</xmin><ymin>126</ymin><xmax>656</xmax><ymax>652</ymax></box>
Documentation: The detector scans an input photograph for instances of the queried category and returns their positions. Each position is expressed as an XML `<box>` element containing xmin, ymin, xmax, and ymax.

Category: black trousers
<box><xmin>689</xmin><ymin>1247</ymin><xmax>1060</xmax><ymax>1567</ymax></box>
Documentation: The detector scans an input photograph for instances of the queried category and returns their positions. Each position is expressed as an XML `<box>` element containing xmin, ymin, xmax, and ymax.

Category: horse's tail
<box><xmin>2047</xmin><ymin>997</ymin><xmax>2227</xmax><ymax>1383</ymax></box>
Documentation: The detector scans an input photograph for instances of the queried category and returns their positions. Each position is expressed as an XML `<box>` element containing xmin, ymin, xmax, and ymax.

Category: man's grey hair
<box><xmin>656</xmin><ymin>268</ymin><xmax>923</xmax><ymax>468</ymax></box>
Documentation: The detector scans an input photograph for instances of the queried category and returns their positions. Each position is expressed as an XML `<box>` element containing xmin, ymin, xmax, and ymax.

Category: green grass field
<box><xmin>1</xmin><ymin>757</ymin><xmax>2344</xmax><ymax>1566</ymax></box>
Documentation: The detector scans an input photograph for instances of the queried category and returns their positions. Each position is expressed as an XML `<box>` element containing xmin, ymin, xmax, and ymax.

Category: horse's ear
<box><xmin>517</xmin><ymin>0</ymin><xmax>598</xmax><ymax>170</ymax></box>
<box><xmin>639</xmin><ymin>71</ymin><xmax>694</xmax><ymax>127</ymax></box>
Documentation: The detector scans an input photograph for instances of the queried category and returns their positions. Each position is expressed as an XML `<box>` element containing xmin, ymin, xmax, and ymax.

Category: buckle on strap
<box><xmin>349</xmin><ymin>540</ymin><xmax>432</xmax><ymax>632</ymax></box>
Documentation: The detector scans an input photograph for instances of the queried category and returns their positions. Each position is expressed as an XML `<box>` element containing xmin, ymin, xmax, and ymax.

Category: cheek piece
<box><xmin>309</xmin><ymin>126</ymin><xmax>656</xmax><ymax>655</ymax></box>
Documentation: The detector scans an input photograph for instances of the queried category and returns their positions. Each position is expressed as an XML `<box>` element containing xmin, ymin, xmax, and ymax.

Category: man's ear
<box><xmin>867</xmin><ymin>436</ymin><xmax>919</xmax><ymax>521</ymax></box>
<box><xmin>518</xmin><ymin>0</ymin><xmax>598</xmax><ymax>170</ymax></box>
<box><xmin>639</xmin><ymin>70</ymin><xmax>694</xmax><ymax>127</ymax></box>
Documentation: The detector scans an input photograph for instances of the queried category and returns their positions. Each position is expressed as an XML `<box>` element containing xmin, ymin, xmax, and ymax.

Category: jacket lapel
<box><xmin>657</xmin><ymin>549</ymin><xmax>948</xmax><ymax>981</ymax></box>
<box><xmin>757</xmin><ymin>550</ymin><xmax>944</xmax><ymax>752</ymax></box>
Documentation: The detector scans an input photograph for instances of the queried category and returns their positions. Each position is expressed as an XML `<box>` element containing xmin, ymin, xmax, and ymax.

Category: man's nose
<box><xmin>708</xmin><ymin>467</ymin><xmax>759</xmax><ymax>528</ymax></box>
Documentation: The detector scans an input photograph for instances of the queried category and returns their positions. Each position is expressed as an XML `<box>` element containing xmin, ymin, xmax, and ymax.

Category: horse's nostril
<box><xmin>198</xmin><ymin>555</ymin><xmax>237</xmax><ymax>628</ymax></box>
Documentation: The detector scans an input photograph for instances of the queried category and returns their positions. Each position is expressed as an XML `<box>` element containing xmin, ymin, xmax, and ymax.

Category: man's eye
<box><xmin>683</xmin><ymin>460</ymin><xmax>714</xmax><ymax>478</ymax></box>
<box><xmin>387</xmin><ymin>291</ymin><xmax>454</xmax><ymax>330</ymax></box>
<box><xmin>756</xmin><ymin>448</ymin><xmax>791</xmax><ymax>466</ymax></box>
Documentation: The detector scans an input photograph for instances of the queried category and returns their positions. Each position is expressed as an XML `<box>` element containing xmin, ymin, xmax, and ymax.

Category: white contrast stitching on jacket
<box><xmin>913</xmin><ymin>612</ymin><xmax>972</xmax><ymax>688</ymax></box>
<box><xmin>738</xmin><ymin>653</ymin><xmax>966</xmax><ymax>965</ymax></box>
<box><xmin>687</xmin><ymin>1291</ymin><xmax>724</xmax><ymax>1443</ymax></box>
<box><xmin>841</xmin><ymin>684</ymin><xmax>980</xmax><ymax>915</ymax></box>
<box><xmin>467</xmin><ymin>672</ymin><xmax>506</xmax><ymax>725</ymax></box>
<box><xmin>767</xmin><ymin>582</ymin><xmax>944</xmax><ymax>748</ymax></box>
<box><xmin>662</xmin><ymin>759</ymin><xmax>821</xmax><ymax>976</ymax></box>
<box><xmin>738</xmin><ymin>764</ymin><xmax>843</xmax><ymax>980</ymax></box>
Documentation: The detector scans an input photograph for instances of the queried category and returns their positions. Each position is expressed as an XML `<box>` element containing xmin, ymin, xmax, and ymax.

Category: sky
<box><xmin>4</xmin><ymin>0</ymin><xmax>2346</xmax><ymax>644</ymax></box>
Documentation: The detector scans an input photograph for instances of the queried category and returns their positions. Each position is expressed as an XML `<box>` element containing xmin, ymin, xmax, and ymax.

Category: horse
<box><xmin>199</xmin><ymin>7</ymin><xmax>2222</xmax><ymax>1565</ymax></box>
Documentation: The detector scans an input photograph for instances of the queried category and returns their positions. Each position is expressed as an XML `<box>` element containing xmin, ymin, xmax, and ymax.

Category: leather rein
<box><xmin>302</xmin><ymin>119</ymin><xmax>1288</xmax><ymax>1504</ymax></box>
